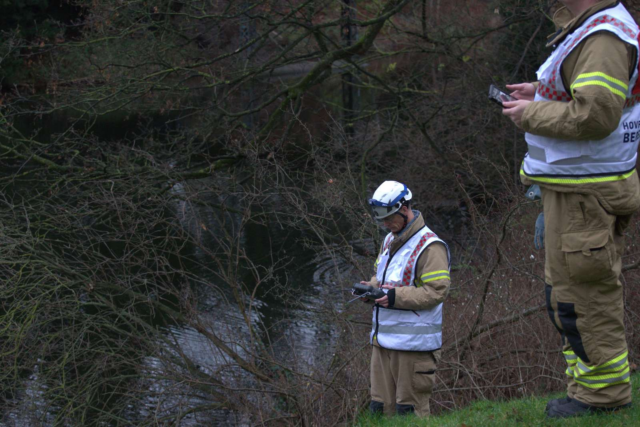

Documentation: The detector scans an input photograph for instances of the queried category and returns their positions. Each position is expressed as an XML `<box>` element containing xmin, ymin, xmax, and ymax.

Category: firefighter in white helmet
<box><xmin>361</xmin><ymin>180</ymin><xmax>451</xmax><ymax>417</ymax></box>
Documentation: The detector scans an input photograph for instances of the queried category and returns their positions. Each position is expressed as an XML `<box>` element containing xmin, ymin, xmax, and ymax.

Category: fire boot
<box><xmin>547</xmin><ymin>399</ymin><xmax>631</xmax><ymax>418</ymax></box>
<box><xmin>545</xmin><ymin>396</ymin><xmax>572</xmax><ymax>413</ymax></box>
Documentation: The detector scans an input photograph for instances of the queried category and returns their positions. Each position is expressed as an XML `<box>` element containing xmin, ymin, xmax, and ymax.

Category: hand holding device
<box><xmin>345</xmin><ymin>283</ymin><xmax>387</xmax><ymax>305</ymax></box>
<box><xmin>351</xmin><ymin>283</ymin><xmax>386</xmax><ymax>300</ymax></box>
<box><xmin>489</xmin><ymin>84</ymin><xmax>516</xmax><ymax>107</ymax></box>
<box><xmin>506</xmin><ymin>83</ymin><xmax>536</xmax><ymax>101</ymax></box>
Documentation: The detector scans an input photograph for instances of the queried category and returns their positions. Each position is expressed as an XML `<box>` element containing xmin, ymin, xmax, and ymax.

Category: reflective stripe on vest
<box><xmin>371</xmin><ymin>225</ymin><xmax>450</xmax><ymax>352</ymax></box>
<box><xmin>522</xmin><ymin>3</ymin><xmax>640</xmax><ymax>181</ymax></box>
<box><xmin>377</xmin><ymin>323</ymin><xmax>442</xmax><ymax>335</ymax></box>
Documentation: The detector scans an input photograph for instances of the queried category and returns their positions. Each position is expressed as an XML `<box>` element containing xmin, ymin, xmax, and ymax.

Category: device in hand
<box><xmin>351</xmin><ymin>283</ymin><xmax>386</xmax><ymax>300</ymax></box>
<box><xmin>488</xmin><ymin>84</ymin><xmax>515</xmax><ymax>107</ymax></box>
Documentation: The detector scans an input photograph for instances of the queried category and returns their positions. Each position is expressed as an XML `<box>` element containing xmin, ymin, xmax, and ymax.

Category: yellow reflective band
<box><xmin>575</xmin><ymin>378</ymin><xmax>630</xmax><ymax>389</ymax></box>
<box><xmin>520</xmin><ymin>167</ymin><xmax>636</xmax><ymax>184</ymax></box>
<box><xmin>573</xmin><ymin>367</ymin><xmax>631</xmax><ymax>389</ymax></box>
<box><xmin>576</xmin><ymin>362</ymin><xmax>628</xmax><ymax>377</ymax></box>
<box><xmin>374</xmin><ymin>257</ymin><xmax>381</xmax><ymax>268</ymax></box>
<box><xmin>571</xmin><ymin>72</ymin><xmax>629</xmax><ymax>100</ymax></box>
<box><xmin>422</xmin><ymin>270</ymin><xmax>449</xmax><ymax>276</ymax></box>
<box><xmin>571</xmin><ymin>81</ymin><xmax>626</xmax><ymax>99</ymax></box>
<box><xmin>421</xmin><ymin>270</ymin><xmax>449</xmax><ymax>277</ymax></box>
<box><xmin>563</xmin><ymin>350</ymin><xmax>577</xmax><ymax>366</ymax></box>
<box><xmin>573</xmin><ymin>366</ymin><xmax>630</xmax><ymax>381</ymax></box>
<box><xmin>566</xmin><ymin>367</ymin><xmax>574</xmax><ymax>377</ymax></box>
<box><xmin>575</xmin><ymin>72</ymin><xmax>628</xmax><ymax>90</ymax></box>
<box><xmin>421</xmin><ymin>270</ymin><xmax>449</xmax><ymax>279</ymax></box>
<box><xmin>421</xmin><ymin>274</ymin><xmax>450</xmax><ymax>284</ymax></box>
<box><xmin>579</xmin><ymin>351</ymin><xmax>627</xmax><ymax>370</ymax></box>
<box><xmin>575</xmin><ymin>351</ymin><xmax>628</xmax><ymax>376</ymax></box>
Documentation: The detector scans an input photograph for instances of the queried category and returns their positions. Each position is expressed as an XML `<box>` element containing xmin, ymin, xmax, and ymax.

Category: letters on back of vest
<box><xmin>523</xmin><ymin>3</ymin><xmax>640</xmax><ymax>181</ymax></box>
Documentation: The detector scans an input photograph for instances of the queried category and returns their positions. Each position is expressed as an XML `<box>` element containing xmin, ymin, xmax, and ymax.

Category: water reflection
<box><xmin>1</xmin><ymin>174</ymin><xmax>374</xmax><ymax>426</ymax></box>
<box><xmin>122</xmin><ymin>178</ymin><xmax>352</xmax><ymax>424</ymax></box>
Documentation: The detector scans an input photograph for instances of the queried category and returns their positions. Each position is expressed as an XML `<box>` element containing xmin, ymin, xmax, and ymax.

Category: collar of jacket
<box><xmin>546</xmin><ymin>0</ymin><xmax>620</xmax><ymax>48</ymax></box>
<box><xmin>390</xmin><ymin>210</ymin><xmax>425</xmax><ymax>252</ymax></box>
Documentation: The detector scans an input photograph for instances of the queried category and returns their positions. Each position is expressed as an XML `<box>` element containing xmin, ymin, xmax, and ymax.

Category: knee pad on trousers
<box><xmin>396</xmin><ymin>403</ymin><xmax>415</xmax><ymax>415</ymax></box>
<box><xmin>370</xmin><ymin>400</ymin><xmax>384</xmax><ymax>415</ymax></box>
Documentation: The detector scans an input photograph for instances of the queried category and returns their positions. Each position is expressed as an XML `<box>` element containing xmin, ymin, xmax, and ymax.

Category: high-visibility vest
<box><xmin>371</xmin><ymin>225</ymin><xmax>450</xmax><ymax>352</ymax></box>
<box><xmin>522</xmin><ymin>2</ymin><xmax>640</xmax><ymax>183</ymax></box>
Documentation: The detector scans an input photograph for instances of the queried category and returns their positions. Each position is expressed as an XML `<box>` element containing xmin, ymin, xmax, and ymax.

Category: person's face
<box><xmin>382</xmin><ymin>206</ymin><xmax>408</xmax><ymax>233</ymax></box>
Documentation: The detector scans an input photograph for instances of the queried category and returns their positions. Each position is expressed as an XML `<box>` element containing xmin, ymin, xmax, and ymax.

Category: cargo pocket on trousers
<box><xmin>412</xmin><ymin>363</ymin><xmax>435</xmax><ymax>394</ymax></box>
<box><xmin>561</xmin><ymin>229</ymin><xmax>613</xmax><ymax>283</ymax></box>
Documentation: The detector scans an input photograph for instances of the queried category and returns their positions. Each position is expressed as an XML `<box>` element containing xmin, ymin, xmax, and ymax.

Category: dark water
<box><xmin>0</xmin><ymin>173</ymin><xmax>374</xmax><ymax>426</ymax></box>
<box><xmin>1</xmin><ymin>111</ymin><xmax>466</xmax><ymax>425</ymax></box>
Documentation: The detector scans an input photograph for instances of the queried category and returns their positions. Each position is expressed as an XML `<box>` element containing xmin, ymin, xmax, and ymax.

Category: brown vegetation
<box><xmin>1</xmin><ymin>0</ymin><xmax>639</xmax><ymax>425</ymax></box>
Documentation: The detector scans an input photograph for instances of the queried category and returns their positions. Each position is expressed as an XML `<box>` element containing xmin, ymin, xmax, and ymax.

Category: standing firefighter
<box><xmin>360</xmin><ymin>181</ymin><xmax>450</xmax><ymax>417</ymax></box>
<box><xmin>503</xmin><ymin>0</ymin><xmax>640</xmax><ymax>418</ymax></box>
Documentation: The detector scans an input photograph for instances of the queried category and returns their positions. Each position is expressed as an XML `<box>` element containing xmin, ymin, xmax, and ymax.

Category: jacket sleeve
<box><xmin>521</xmin><ymin>32</ymin><xmax>634</xmax><ymax>140</ymax></box>
<box><xmin>392</xmin><ymin>242</ymin><xmax>450</xmax><ymax>311</ymax></box>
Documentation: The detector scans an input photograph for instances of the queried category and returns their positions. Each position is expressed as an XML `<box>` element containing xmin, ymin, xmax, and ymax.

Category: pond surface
<box><xmin>0</xmin><ymin>173</ymin><xmax>375</xmax><ymax>426</ymax></box>
<box><xmin>0</xmin><ymin>111</ymin><xmax>466</xmax><ymax>426</ymax></box>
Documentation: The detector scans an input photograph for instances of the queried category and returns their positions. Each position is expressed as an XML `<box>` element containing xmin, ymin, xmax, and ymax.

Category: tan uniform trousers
<box><xmin>370</xmin><ymin>345</ymin><xmax>437</xmax><ymax>417</ymax></box>
<box><xmin>542</xmin><ymin>188</ymin><xmax>631</xmax><ymax>407</ymax></box>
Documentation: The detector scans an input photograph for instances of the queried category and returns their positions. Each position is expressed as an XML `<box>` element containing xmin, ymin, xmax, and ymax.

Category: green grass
<box><xmin>354</xmin><ymin>373</ymin><xmax>640</xmax><ymax>426</ymax></box>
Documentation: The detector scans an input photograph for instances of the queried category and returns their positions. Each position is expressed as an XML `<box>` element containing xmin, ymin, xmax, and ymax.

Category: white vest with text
<box><xmin>523</xmin><ymin>3</ymin><xmax>640</xmax><ymax>180</ymax></box>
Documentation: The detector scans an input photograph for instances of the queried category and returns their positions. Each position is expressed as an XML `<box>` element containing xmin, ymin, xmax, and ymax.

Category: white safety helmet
<box><xmin>368</xmin><ymin>181</ymin><xmax>412</xmax><ymax>220</ymax></box>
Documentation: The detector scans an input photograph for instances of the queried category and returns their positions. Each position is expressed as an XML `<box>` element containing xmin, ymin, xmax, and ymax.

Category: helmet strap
<box><xmin>396</xmin><ymin>211</ymin><xmax>408</xmax><ymax>231</ymax></box>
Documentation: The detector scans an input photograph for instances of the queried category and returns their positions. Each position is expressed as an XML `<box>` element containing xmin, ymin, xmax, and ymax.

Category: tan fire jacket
<box><xmin>369</xmin><ymin>211</ymin><xmax>450</xmax><ymax>311</ymax></box>
<box><xmin>520</xmin><ymin>0</ymin><xmax>640</xmax><ymax>216</ymax></box>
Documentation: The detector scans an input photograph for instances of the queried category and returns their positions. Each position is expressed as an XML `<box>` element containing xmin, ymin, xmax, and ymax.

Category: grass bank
<box><xmin>355</xmin><ymin>373</ymin><xmax>640</xmax><ymax>426</ymax></box>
